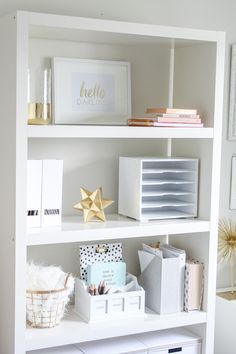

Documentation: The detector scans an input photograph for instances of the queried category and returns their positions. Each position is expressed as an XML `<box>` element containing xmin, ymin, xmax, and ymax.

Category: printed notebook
<box><xmin>87</xmin><ymin>261</ymin><xmax>126</xmax><ymax>288</ymax></box>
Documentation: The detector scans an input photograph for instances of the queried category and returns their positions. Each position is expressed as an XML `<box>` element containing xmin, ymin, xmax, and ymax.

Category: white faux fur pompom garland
<box><xmin>26</xmin><ymin>263</ymin><xmax>74</xmax><ymax>293</ymax></box>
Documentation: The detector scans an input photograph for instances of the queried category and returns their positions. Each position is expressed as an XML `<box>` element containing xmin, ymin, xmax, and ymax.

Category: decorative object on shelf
<box><xmin>230</xmin><ymin>155</ymin><xmax>236</xmax><ymax>209</ymax></box>
<box><xmin>79</xmin><ymin>242</ymin><xmax>123</xmax><ymax>282</ymax></box>
<box><xmin>26</xmin><ymin>263</ymin><xmax>74</xmax><ymax>328</ymax></box>
<box><xmin>73</xmin><ymin>187</ymin><xmax>113</xmax><ymax>222</ymax></box>
<box><xmin>228</xmin><ymin>44</ymin><xmax>236</xmax><ymax>139</ymax></box>
<box><xmin>52</xmin><ymin>57</ymin><xmax>131</xmax><ymax>125</ymax></box>
<box><xmin>119</xmin><ymin>157</ymin><xmax>198</xmax><ymax>221</ymax></box>
<box><xmin>218</xmin><ymin>218</ymin><xmax>236</xmax><ymax>300</ymax></box>
<box><xmin>27</xmin><ymin>67</ymin><xmax>52</xmax><ymax>125</ymax></box>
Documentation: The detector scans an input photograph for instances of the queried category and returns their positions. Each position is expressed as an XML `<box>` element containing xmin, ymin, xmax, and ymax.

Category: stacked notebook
<box><xmin>128</xmin><ymin>107</ymin><xmax>203</xmax><ymax>127</ymax></box>
<box><xmin>184</xmin><ymin>260</ymin><xmax>204</xmax><ymax>312</ymax></box>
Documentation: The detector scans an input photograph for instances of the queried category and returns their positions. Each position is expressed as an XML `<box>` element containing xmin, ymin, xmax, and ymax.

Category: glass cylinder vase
<box><xmin>27</xmin><ymin>68</ymin><xmax>52</xmax><ymax>125</ymax></box>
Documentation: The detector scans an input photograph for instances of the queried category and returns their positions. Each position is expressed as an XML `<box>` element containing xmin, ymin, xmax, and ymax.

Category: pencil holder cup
<box><xmin>27</xmin><ymin>67</ymin><xmax>52</xmax><ymax>125</ymax></box>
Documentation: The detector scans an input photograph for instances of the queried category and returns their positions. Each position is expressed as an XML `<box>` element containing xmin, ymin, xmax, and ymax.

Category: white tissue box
<box><xmin>74</xmin><ymin>273</ymin><xmax>145</xmax><ymax>323</ymax></box>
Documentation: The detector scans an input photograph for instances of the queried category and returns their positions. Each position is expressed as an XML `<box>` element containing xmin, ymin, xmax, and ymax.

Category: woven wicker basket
<box><xmin>26</xmin><ymin>274</ymin><xmax>70</xmax><ymax>328</ymax></box>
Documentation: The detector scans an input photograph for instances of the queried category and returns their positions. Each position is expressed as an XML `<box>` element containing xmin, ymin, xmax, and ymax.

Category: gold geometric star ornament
<box><xmin>73</xmin><ymin>187</ymin><xmax>114</xmax><ymax>222</ymax></box>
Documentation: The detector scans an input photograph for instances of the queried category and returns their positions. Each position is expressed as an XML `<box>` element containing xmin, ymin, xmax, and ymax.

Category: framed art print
<box><xmin>229</xmin><ymin>44</ymin><xmax>236</xmax><ymax>139</ymax></box>
<box><xmin>52</xmin><ymin>57</ymin><xmax>131</xmax><ymax>125</ymax></box>
<box><xmin>230</xmin><ymin>155</ymin><xmax>236</xmax><ymax>209</ymax></box>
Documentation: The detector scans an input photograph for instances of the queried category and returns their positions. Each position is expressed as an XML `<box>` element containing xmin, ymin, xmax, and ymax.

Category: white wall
<box><xmin>1</xmin><ymin>0</ymin><xmax>235</xmax><ymax>353</ymax></box>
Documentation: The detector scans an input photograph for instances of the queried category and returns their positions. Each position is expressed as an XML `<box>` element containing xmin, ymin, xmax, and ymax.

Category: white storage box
<box><xmin>136</xmin><ymin>328</ymin><xmax>201</xmax><ymax>353</ymax></box>
<box><xmin>74</xmin><ymin>273</ymin><xmax>145</xmax><ymax>322</ymax></box>
<box><xmin>119</xmin><ymin>157</ymin><xmax>198</xmax><ymax>221</ymax></box>
<box><xmin>75</xmin><ymin>336</ymin><xmax>147</xmax><ymax>354</ymax></box>
<box><xmin>27</xmin><ymin>344</ymin><xmax>82</xmax><ymax>353</ymax></box>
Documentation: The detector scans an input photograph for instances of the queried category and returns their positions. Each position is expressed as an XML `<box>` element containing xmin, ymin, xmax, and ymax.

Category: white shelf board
<box><xmin>28</xmin><ymin>125</ymin><xmax>214</xmax><ymax>139</ymax></box>
<box><xmin>27</xmin><ymin>214</ymin><xmax>210</xmax><ymax>246</ymax></box>
<box><xmin>25</xmin><ymin>307</ymin><xmax>207</xmax><ymax>351</ymax></box>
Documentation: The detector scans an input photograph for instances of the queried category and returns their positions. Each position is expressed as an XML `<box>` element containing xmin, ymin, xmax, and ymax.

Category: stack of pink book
<box><xmin>128</xmin><ymin>107</ymin><xmax>203</xmax><ymax>127</ymax></box>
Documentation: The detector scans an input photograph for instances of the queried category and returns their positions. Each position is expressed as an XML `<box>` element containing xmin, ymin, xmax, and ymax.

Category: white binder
<box><xmin>138</xmin><ymin>246</ymin><xmax>181</xmax><ymax>314</ymax></box>
<box><xmin>27</xmin><ymin>160</ymin><xmax>42</xmax><ymax>228</ymax></box>
<box><xmin>41</xmin><ymin>160</ymin><xmax>63</xmax><ymax>227</ymax></box>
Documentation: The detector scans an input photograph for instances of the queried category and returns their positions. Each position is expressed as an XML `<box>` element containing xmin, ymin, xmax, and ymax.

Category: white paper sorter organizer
<box><xmin>74</xmin><ymin>274</ymin><xmax>145</xmax><ymax>322</ymax></box>
<box><xmin>119</xmin><ymin>157</ymin><xmax>198</xmax><ymax>221</ymax></box>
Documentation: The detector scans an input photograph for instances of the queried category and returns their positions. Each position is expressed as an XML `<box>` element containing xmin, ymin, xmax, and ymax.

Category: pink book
<box><xmin>157</xmin><ymin>117</ymin><xmax>201</xmax><ymax>123</ymax></box>
<box><xmin>155</xmin><ymin>113</ymin><xmax>200</xmax><ymax>118</ymax></box>
<box><xmin>146</xmin><ymin>107</ymin><xmax>197</xmax><ymax>115</ymax></box>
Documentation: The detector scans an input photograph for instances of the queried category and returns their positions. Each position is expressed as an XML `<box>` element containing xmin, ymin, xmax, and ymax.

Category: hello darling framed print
<box><xmin>52</xmin><ymin>57</ymin><xmax>131</xmax><ymax>125</ymax></box>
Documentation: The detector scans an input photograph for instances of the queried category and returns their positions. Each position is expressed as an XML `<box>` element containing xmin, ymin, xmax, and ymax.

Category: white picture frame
<box><xmin>230</xmin><ymin>155</ymin><xmax>236</xmax><ymax>209</ymax></box>
<box><xmin>52</xmin><ymin>57</ymin><xmax>131</xmax><ymax>125</ymax></box>
<box><xmin>228</xmin><ymin>44</ymin><xmax>236</xmax><ymax>139</ymax></box>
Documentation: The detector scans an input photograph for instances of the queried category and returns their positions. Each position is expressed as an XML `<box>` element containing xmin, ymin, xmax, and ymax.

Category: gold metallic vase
<box><xmin>28</xmin><ymin>103</ymin><xmax>51</xmax><ymax>125</ymax></box>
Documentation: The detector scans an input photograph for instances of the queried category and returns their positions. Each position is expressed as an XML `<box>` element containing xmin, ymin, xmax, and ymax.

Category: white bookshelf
<box><xmin>0</xmin><ymin>10</ymin><xmax>225</xmax><ymax>354</ymax></box>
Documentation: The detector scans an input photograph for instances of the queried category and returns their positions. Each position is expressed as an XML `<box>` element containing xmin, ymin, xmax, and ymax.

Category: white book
<box><xmin>41</xmin><ymin>160</ymin><xmax>63</xmax><ymax>227</ymax></box>
<box><xmin>27</xmin><ymin>160</ymin><xmax>42</xmax><ymax>228</ymax></box>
